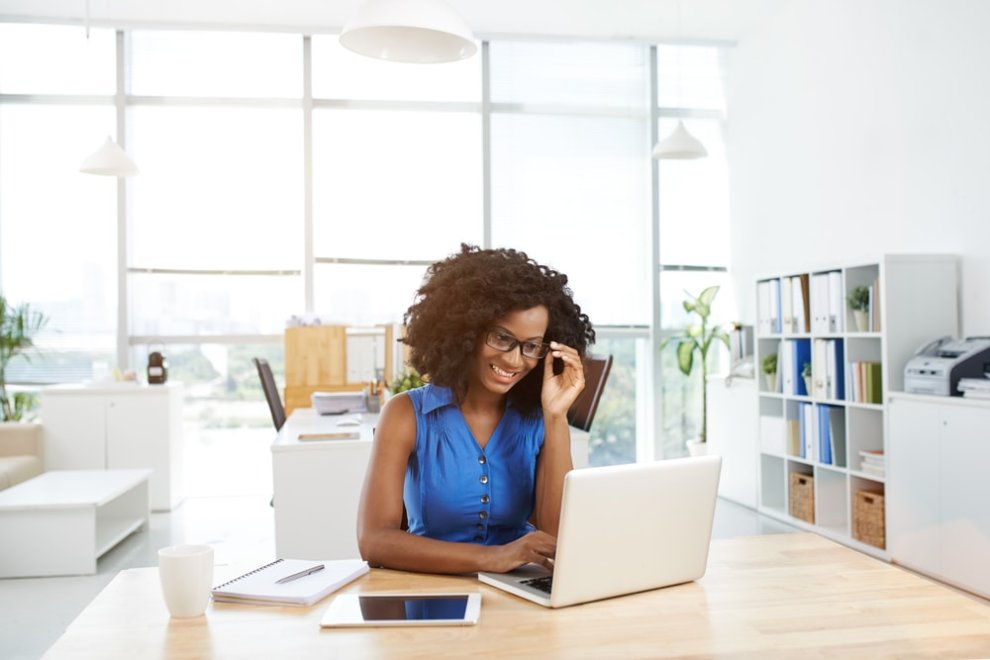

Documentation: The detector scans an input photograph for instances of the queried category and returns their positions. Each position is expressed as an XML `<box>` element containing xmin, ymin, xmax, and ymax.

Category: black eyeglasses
<box><xmin>485</xmin><ymin>329</ymin><xmax>550</xmax><ymax>359</ymax></box>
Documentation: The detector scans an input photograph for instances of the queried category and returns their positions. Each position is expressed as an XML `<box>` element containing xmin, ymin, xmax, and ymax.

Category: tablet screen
<box><xmin>321</xmin><ymin>593</ymin><xmax>481</xmax><ymax>627</ymax></box>
<box><xmin>360</xmin><ymin>595</ymin><xmax>467</xmax><ymax>620</ymax></box>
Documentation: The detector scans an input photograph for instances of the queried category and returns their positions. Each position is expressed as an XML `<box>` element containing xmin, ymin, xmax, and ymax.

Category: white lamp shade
<box><xmin>339</xmin><ymin>0</ymin><xmax>477</xmax><ymax>63</ymax></box>
<box><xmin>80</xmin><ymin>137</ymin><xmax>139</xmax><ymax>177</ymax></box>
<box><xmin>652</xmin><ymin>120</ymin><xmax>708</xmax><ymax>160</ymax></box>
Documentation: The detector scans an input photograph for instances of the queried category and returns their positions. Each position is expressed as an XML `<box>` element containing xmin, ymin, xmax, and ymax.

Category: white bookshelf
<box><xmin>755</xmin><ymin>255</ymin><xmax>958</xmax><ymax>558</ymax></box>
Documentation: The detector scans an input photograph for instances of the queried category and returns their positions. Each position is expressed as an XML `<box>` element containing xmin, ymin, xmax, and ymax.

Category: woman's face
<box><xmin>470</xmin><ymin>305</ymin><xmax>549</xmax><ymax>397</ymax></box>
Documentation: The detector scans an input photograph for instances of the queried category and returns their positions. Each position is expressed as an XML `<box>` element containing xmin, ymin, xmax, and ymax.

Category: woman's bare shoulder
<box><xmin>373</xmin><ymin>392</ymin><xmax>416</xmax><ymax>450</ymax></box>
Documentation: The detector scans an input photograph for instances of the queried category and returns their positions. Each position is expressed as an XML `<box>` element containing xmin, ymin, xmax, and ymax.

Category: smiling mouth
<box><xmin>490</xmin><ymin>364</ymin><xmax>518</xmax><ymax>379</ymax></box>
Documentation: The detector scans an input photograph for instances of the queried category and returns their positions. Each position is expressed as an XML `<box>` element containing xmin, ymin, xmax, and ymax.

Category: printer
<box><xmin>904</xmin><ymin>336</ymin><xmax>990</xmax><ymax>396</ymax></box>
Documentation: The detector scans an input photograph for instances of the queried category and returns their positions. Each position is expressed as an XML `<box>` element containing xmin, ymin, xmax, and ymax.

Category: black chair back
<box><xmin>567</xmin><ymin>354</ymin><xmax>613</xmax><ymax>432</ymax></box>
<box><xmin>253</xmin><ymin>357</ymin><xmax>286</xmax><ymax>431</ymax></box>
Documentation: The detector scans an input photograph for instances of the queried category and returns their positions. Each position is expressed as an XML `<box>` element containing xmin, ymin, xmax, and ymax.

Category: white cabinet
<box><xmin>706</xmin><ymin>375</ymin><xmax>758</xmax><ymax>508</ymax></box>
<box><xmin>41</xmin><ymin>384</ymin><xmax>183</xmax><ymax>511</ymax></box>
<box><xmin>754</xmin><ymin>255</ymin><xmax>959</xmax><ymax>558</ymax></box>
<box><xmin>888</xmin><ymin>393</ymin><xmax>990</xmax><ymax>599</ymax></box>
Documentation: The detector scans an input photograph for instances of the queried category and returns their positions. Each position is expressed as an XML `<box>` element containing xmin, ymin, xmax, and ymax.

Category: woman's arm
<box><xmin>357</xmin><ymin>393</ymin><xmax>556</xmax><ymax>574</ymax></box>
<box><xmin>533</xmin><ymin>342</ymin><xmax>585</xmax><ymax>535</ymax></box>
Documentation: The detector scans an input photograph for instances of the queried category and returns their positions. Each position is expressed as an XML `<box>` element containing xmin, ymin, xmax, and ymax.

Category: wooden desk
<box><xmin>272</xmin><ymin>409</ymin><xmax>591</xmax><ymax>561</ymax></box>
<box><xmin>45</xmin><ymin>533</ymin><xmax>990</xmax><ymax>658</ymax></box>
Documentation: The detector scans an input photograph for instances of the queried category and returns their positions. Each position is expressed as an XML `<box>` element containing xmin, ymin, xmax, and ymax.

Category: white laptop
<box><xmin>478</xmin><ymin>455</ymin><xmax>722</xmax><ymax>608</ymax></box>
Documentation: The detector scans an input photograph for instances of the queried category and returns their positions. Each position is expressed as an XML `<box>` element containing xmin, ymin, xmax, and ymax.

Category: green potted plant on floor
<box><xmin>0</xmin><ymin>295</ymin><xmax>47</xmax><ymax>422</ymax></box>
<box><xmin>847</xmin><ymin>286</ymin><xmax>870</xmax><ymax>332</ymax></box>
<box><xmin>661</xmin><ymin>286</ymin><xmax>730</xmax><ymax>456</ymax></box>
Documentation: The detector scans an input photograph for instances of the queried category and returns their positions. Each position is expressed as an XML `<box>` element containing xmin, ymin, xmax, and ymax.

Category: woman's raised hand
<box><xmin>541</xmin><ymin>341</ymin><xmax>585</xmax><ymax>419</ymax></box>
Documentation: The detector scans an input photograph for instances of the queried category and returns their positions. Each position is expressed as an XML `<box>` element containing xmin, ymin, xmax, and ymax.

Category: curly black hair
<box><xmin>403</xmin><ymin>244</ymin><xmax>595</xmax><ymax>415</ymax></box>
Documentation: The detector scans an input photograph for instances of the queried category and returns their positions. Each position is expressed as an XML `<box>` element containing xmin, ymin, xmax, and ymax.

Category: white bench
<box><xmin>0</xmin><ymin>469</ymin><xmax>151</xmax><ymax>577</ymax></box>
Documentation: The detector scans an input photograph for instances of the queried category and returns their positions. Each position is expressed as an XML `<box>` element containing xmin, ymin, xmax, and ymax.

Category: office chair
<box><xmin>253</xmin><ymin>357</ymin><xmax>284</xmax><ymax>509</ymax></box>
<box><xmin>567</xmin><ymin>354</ymin><xmax>614</xmax><ymax>433</ymax></box>
<box><xmin>253</xmin><ymin>357</ymin><xmax>286</xmax><ymax>432</ymax></box>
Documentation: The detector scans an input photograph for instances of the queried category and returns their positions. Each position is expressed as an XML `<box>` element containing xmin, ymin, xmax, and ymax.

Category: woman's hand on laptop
<box><xmin>487</xmin><ymin>530</ymin><xmax>556</xmax><ymax>573</ymax></box>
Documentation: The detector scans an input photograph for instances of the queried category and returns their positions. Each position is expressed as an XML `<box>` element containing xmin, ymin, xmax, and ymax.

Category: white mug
<box><xmin>158</xmin><ymin>544</ymin><xmax>214</xmax><ymax>618</ymax></box>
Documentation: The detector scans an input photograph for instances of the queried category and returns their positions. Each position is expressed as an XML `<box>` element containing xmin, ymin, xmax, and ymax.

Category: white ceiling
<box><xmin>0</xmin><ymin>0</ymin><xmax>789</xmax><ymax>43</ymax></box>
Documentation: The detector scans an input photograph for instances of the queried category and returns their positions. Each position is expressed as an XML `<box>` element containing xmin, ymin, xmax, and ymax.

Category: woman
<box><xmin>357</xmin><ymin>244</ymin><xmax>595</xmax><ymax>574</ymax></box>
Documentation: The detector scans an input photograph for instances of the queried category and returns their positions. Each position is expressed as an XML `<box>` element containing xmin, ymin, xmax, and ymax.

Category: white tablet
<box><xmin>320</xmin><ymin>593</ymin><xmax>481</xmax><ymax>628</ymax></box>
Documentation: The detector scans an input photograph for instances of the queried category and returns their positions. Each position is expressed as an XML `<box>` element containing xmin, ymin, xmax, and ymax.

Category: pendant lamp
<box><xmin>339</xmin><ymin>0</ymin><xmax>477</xmax><ymax>63</ymax></box>
<box><xmin>652</xmin><ymin>0</ymin><xmax>707</xmax><ymax>160</ymax></box>
<box><xmin>80</xmin><ymin>136</ymin><xmax>139</xmax><ymax>177</ymax></box>
<box><xmin>652</xmin><ymin>119</ymin><xmax>708</xmax><ymax>159</ymax></box>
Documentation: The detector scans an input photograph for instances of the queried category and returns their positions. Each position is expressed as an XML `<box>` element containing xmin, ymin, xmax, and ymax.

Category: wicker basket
<box><xmin>788</xmin><ymin>473</ymin><xmax>815</xmax><ymax>524</ymax></box>
<box><xmin>853</xmin><ymin>490</ymin><xmax>886</xmax><ymax>549</ymax></box>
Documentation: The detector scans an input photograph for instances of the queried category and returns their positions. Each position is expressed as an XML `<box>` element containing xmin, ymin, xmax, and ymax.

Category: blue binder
<box><xmin>794</xmin><ymin>340</ymin><xmax>812</xmax><ymax>396</ymax></box>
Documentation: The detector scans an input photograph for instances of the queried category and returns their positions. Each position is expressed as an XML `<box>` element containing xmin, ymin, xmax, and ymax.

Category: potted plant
<box><xmin>847</xmin><ymin>286</ymin><xmax>870</xmax><ymax>332</ymax></box>
<box><xmin>661</xmin><ymin>286</ymin><xmax>730</xmax><ymax>456</ymax></box>
<box><xmin>387</xmin><ymin>369</ymin><xmax>426</xmax><ymax>399</ymax></box>
<box><xmin>0</xmin><ymin>295</ymin><xmax>47</xmax><ymax>422</ymax></box>
<box><xmin>801</xmin><ymin>361</ymin><xmax>812</xmax><ymax>396</ymax></box>
<box><xmin>762</xmin><ymin>353</ymin><xmax>778</xmax><ymax>392</ymax></box>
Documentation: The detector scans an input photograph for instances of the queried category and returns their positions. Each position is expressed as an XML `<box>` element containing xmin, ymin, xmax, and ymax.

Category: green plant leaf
<box><xmin>676</xmin><ymin>340</ymin><xmax>695</xmax><ymax>375</ymax></box>
<box><xmin>713</xmin><ymin>326</ymin><xmax>731</xmax><ymax>349</ymax></box>
<box><xmin>0</xmin><ymin>296</ymin><xmax>47</xmax><ymax>421</ymax></box>
<box><xmin>846</xmin><ymin>285</ymin><xmax>870</xmax><ymax>312</ymax></box>
<box><xmin>698</xmin><ymin>285</ymin><xmax>719</xmax><ymax>305</ymax></box>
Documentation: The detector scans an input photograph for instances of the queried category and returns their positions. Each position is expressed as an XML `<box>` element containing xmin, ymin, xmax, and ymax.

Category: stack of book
<box><xmin>958</xmin><ymin>377</ymin><xmax>990</xmax><ymax>399</ymax></box>
<box><xmin>849</xmin><ymin>361</ymin><xmax>883</xmax><ymax>403</ymax></box>
<box><xmin>859</xmin><ymin>449</ymin><xmax>885</xmax><ymax>478</ymax></box>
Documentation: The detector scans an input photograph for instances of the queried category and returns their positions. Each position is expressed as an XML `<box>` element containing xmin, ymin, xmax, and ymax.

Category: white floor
<box><xmin>0</xmin><ymin>420</ymin><xmax>797</xmax><ymax>659</ymax></box>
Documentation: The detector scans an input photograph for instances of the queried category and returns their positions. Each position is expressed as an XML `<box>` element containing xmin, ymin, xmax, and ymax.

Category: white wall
<box><xmin>728</xmin><ymin>0</ymin><xmax>990</xmax><ymax>335</ymax></box>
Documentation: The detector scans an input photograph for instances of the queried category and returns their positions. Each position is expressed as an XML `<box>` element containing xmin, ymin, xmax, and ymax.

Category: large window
<box><xmin>653</xmin><ymin>45</ymin><xmax>731</xmax><ymax>459</ymax></box>
<box><xmin>0</xmin><ymin>24</ymin><xmax>731</xmax><ymax>483</ymax></box>
<box><xmin>490</xmin><ymin>112</ymin><xmax>652</xmax><ymax>326</ymax></box>
<box><xmin>0</xmin><ymin>25</ymin><xmax>118</xmax><ymax>384</ymax></box>
<box><xmin>310</xmin><ymin>35</ymin><xmax>483</xmax><ymax>327</ymax></box>
<box><xmin>128</xmin><ymin>31</ymin><xmax>302</xmax><ymax>98</ymax></box>
<box><xmin>488</xmin><ymin>41</ymin><xmax>654</xmax><ymax>466</ymax></box>
<box><xmin>311</xmin><ymin>109</ymin><xmax>483</xmax><ymax>263</ymax></box>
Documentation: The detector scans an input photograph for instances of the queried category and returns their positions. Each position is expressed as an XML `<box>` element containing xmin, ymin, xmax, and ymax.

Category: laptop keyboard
<box><xmin>521</xmin><ymin>575</ymin><xmax>553</xmax><ymax>594</ymax></box>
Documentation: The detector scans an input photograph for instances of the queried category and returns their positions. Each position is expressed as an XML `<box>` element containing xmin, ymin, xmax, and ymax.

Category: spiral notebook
<box><xmin>211</xmin><ymin>558</ymin><xmax>369</xmax><ymax>607</ymax></box>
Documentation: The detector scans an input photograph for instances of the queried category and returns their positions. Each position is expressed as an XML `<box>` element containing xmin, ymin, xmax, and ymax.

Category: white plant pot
<box><xmin>686</xmin><ymin>439</ymin><xmax>707</xmax><ymax>457</ymax></box>
<box><xmin>764</xmin><ymin>373</ymin><xmax>777</xmax><ymax>391</ymax></box>
<box><xmin>853</xmin><ymin>309</ymin><xmax>869</xmax><ymax>332</ymax></box>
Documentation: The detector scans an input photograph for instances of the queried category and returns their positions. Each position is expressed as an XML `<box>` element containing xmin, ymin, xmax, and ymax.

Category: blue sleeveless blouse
<box><xmin>404</xmin><ymin>384</ymin><xmax>544</xmax><ymax>546</ymax></box>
